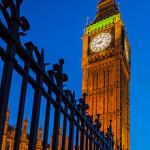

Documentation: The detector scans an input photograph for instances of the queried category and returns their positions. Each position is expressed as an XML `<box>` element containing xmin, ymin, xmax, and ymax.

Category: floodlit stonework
<box><xmin>82</xmin><ymin>0</ymin><xmax>130</xmax><ymax>149</ymax></box>
<box><xmin>2</xmin><ymin>106</ymin><xmax>72</xmax><ymax>150</ymax></box>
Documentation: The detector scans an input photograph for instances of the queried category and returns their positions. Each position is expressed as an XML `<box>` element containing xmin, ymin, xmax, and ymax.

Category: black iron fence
<box><xmin>0</xmin><ymin>0</ymin><xmax>114</xmax><ymax>150</ymax></box>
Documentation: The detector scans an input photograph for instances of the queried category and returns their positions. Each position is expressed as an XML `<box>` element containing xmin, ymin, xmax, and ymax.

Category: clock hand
<box><xmin>95</xmin><ymin>35</ymin><xmax>108</xmax><ymax>46</ymax></box>
<box><xmin>97</xmin><ymin>35</ymin><xmax>107</xmax><ymax>44</ymax></box>
<box><xmin>97</xmin><ymin>41</ymin><xmax>102</xmax><ymax>44</ymax></box>
<box><xmin>101</xmin><ymin>35</ymin><xmax>107</xmax><ymax>42</ymax></box>
<box><xmin>96</xmin><ymin>40</ymin><xmax>103</xmax><ymax>44</ymax></box>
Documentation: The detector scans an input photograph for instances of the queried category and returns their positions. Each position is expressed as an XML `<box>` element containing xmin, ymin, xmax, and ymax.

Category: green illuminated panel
<box><xmin>84</xmin><ymin>13</ymin><xmax>122</xmax><ymax>35</ymax></box>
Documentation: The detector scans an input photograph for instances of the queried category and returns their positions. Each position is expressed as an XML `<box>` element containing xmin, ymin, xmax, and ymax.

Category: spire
<box><xmin>97</xmin><ymin>0</ymin><xmax>118</xmax><ymax>12</ymax></box>
<box><xmin>37</xmin><ymin>124</ymin><xmax>43</xmax><ymax>140</ymax></box>
<box><xmin>36</xmin><ymin>124</ymin><xmax>43</xmax><ymax>149</ymax></box>
<box><xmin>39</xmin><ymin>123</ymin><xmax>43</xmax><ymax>132</ymax></box>
<box><xmin>22</xmin><ymin>115</ymin><xmax>28</xmax><ymax>133</ymax></box>
<box><xmin>90</xmin><ymin>0</ymin><xmax>119</xmax><ymax>24</ymax></box>
<box><xmin>118</xmin><ymin>2</ymin><xmax>120</xmax><ymax>12</ymax></box>
<box><xmin>6</xmin><ymin>105</ymin><xmax>10</xmax><ymax>123</ymax></box>
<box><xmin>65</xmin><ymin>133</ymin><xmax>69</xmax><ymax>149</ymax></box>
<box><xmin>21</xmin><ymin>115</ymin><xmax>28</xmax><ymax>142</ymax></box>
<box><xmin>86</xmin><ymin>17</ymin><xmax>89</xmax><ymax>26</ymax></box>
<box><xmin>66</xmin><ymin>133</ymin><xmax>69</xmax><ymax>142</ymax></box>
<box><xmin>24</xmin><ymin>115</ymin><xmax>28</xmax><ymax>124</ymax></box>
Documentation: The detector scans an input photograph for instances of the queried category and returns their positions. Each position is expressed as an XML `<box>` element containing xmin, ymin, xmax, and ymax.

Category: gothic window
<box><xmin>24</xmin><ymin>126</ymin><xmax>27</xmax><ymax>131</ymax></box>
<box><xmin>107</xmin><ymin>70</ymin><xmax>109</xmax><ymax>86</ymax></box>
<box><xmin>5</xmin><ymin>141</ymin><xmax>10</xmax><ymax>150</ymax></box>
<box><xmin>104</xmin><ymin>70</ymin><xmax>105</xmax><ymax>87</ymax></box>
<box><xmin>39</xmin><ymin>134</ymin><xmax>42</xmax><ymax>139</ymax></box>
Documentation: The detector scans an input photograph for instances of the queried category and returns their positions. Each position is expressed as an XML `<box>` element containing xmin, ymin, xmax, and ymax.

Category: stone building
<box><xmin>2</xmin><ymin>106</ymin><xmax>71</xmax><ymax>150</ymax></box>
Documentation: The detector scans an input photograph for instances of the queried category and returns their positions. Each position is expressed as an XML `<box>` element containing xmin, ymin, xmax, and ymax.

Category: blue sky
<box><xmin>0</xmin><ymin>0</ymin><xmax>150</xmax><ymax>149</ymax></box>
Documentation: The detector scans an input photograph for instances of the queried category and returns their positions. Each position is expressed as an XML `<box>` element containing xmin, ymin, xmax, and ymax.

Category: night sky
<box><xmin>0</xmin><ymin>0</ymin><xmax>150</xmax><ymax>149</ymax></box>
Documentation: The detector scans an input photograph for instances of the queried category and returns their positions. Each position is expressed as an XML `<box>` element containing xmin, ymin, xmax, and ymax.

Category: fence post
<box><xmin>13</xmin><ymin>42</ymin><xmax>33</xmax><ymax>150</ymax></box>
<box><xmin>89</xmin><ymin>116</ymin><xmax>93</xmax><ymax>150</ymax></box>
<box><xmin>0</xmin><ymin>1</ymin><xmax>21</xmax><ymax>148</ymax></box>
<box><xmin>95</xmin><ymin>114</ymin><xmax>101</xmax><ymax>150</ymax></box>
<box><xmin>28</xmin><ymin>49</ymin><xmax>44</xmax><ymax>150</ymax></box>
<box><xmin>68</xmin><ymin>91</ymin><xmax>75</xmax><ymax>150</ymax></box>
<box><xmin>61</xmin><ymin>90</ymin><xmax>70</xmax><ymax>150</ymax></box>
<box><xmin>52</xmin><ymin>59</ymin><xmax>68</xmax><ymax>150</ymax></box>
<box><xmin>94</xmin><ymin>124</ymin><xmax>97</xmax><ymax>150</ymax></box>
<box><xmin>109</xmin><ymin>120</ymin><xmax>114</xmax><ymax>149</ymax></box>
<box><xmin>42</xmin><ymin>70</ymin><xmax>54</xmax><ymax>150</ymax></box>
<box><xmin>75</xmin><ymin>104</ymin><xmax>81</xmax><ymax>150</ymax></box>
<box><xmin>80</xmin><ymin>93</ymin><xmax>87</xmax><ymax>150</ymax></box>
<box><xmin>85</xmin><ymin>115</ymin><xmax>90</xmax><ymax>150</ymax></box>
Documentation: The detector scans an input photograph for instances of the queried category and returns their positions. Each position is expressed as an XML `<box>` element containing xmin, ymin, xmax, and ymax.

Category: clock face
<box><xmin>90</xmin><ymin>33</ymin><xmax>111</xmax><ymax>52</ymax></box>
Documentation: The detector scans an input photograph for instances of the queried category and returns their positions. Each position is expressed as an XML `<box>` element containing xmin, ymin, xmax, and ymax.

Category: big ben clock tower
<box><xmin>82</xmin><ymin>0</ymin><xmax>131</xmax><ymax>149</ymax></box>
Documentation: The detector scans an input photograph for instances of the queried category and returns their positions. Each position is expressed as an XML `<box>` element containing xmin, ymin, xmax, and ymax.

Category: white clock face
<box><xmin>90</xmin><ymin>33</ymin><xmax>111</xmax><ymax>52</ymax></box>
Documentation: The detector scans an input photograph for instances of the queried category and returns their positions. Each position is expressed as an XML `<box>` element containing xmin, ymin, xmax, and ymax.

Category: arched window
<box><xmin>24</xmin><ymin>126</ymin><xmax>27</xmax><ymax>131</ymax></box>
<box><xmin>5</xmin><ymin>141</ymin><xmax>10</xmax><ymax>150</ymax></box>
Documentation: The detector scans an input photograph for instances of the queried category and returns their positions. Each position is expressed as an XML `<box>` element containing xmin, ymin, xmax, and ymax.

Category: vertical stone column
<box><xmin>82</xmin><ymin>68</ymin><xmax>88</xmax><ymax>92</ymax></box>
<box><xmin>127</xmin><ymin>81</ymin><xmax>130</xmax><ymax>150</ymax></box>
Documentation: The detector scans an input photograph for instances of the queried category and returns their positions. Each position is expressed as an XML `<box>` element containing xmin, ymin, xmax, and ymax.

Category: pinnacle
<box><xmin>39</xmin><ymin>123</ymin><xmax>43</xmax><ymax>131</ymax></box>
<box><xmin>24</xmin><ymin>115</ymin><xmax>28</xmax><ymax>124</ymax></box>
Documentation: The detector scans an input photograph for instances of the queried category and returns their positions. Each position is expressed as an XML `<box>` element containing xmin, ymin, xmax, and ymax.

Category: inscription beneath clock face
<box><xmin>90</xmin><ymin>33</ymin><xmax>111</xmax><ymax>52</ymax></box>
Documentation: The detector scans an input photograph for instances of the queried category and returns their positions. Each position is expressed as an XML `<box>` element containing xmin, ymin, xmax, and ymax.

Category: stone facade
<box><xmin>2</xmin><ymin>106</ymin><xmax>71</xmax><ymax>150</ymax></box>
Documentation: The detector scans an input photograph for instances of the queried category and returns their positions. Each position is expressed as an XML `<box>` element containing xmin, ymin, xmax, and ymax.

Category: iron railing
<box><xmin>0</xmin><ymin>0</ymin><xmax>114</xmax><ymax>150</ymax></box>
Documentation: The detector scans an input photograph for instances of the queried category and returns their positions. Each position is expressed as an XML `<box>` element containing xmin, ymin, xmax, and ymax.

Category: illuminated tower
<box><xmin>82</xmin><ymin>0</ymin><xmax>131</xmax><ymax>149</ymax></box>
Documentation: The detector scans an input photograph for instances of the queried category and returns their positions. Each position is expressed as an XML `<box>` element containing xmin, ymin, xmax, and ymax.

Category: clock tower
<box><xmin>82</xmin><ymin>0</ymin><xmax>131</xmax><ymax>149</ymax></box>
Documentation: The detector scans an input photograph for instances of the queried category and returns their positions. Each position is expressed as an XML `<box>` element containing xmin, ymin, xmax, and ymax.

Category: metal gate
<box><xmin>0</xmin><ymin>0</ymin><xmax>114</xmax><ymax>150</ymax></box>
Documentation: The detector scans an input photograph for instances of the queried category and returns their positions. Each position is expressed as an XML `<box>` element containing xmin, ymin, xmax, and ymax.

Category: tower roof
<box><xmin>89</xmin><ymin>0</ymin><xmax>119</xmax><ymax>26</ymax></box>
